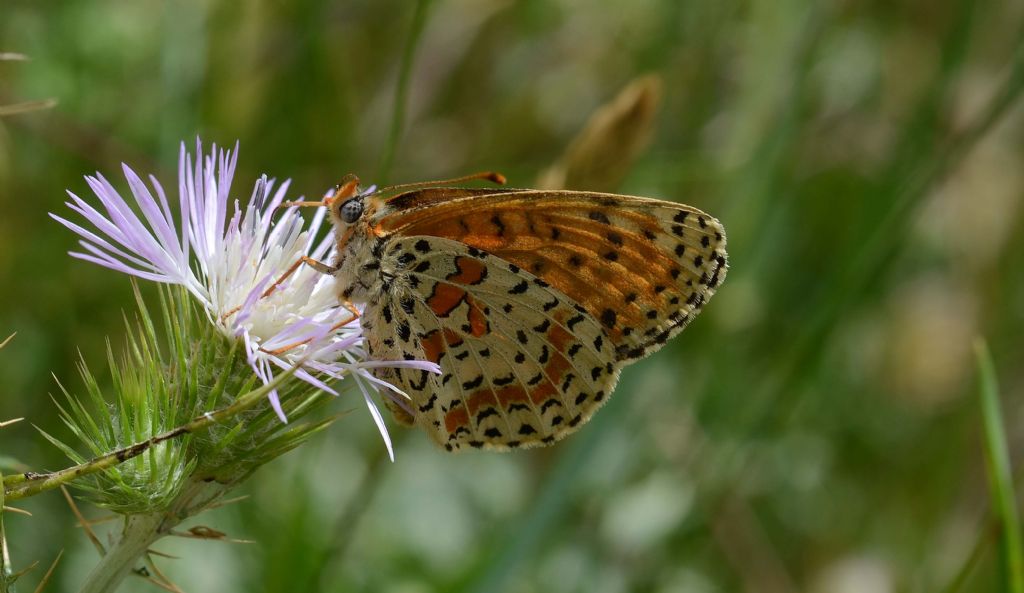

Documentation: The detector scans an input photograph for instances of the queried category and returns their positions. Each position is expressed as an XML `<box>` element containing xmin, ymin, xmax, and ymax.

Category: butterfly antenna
<box><xmin>378</xmin><ymin>171</ymin><xmax>506</xmax><ymax>194</ymax></box>
<box><xmin>282</xmin><ymin>174</ymin><xmax>361</xmax><ymax>209</ymax></box>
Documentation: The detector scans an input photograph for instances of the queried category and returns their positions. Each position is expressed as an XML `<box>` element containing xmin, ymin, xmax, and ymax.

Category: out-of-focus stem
<box><xmin>376</xmin><ymin>0</ymin><xmax>433</xmax><ymax>185</ymax></box>
<box><xmin>77</xmin><ymin>477</ymin><xmax>236</xmax><ymax>593</ymax></box>
<box><xmin>78</xmin><ymin>512</ymin><xmax>164</xmax><ymax>593</ymax></box>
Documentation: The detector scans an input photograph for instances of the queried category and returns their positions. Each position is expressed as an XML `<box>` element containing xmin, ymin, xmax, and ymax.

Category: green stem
<box><xmin>0</xmin><ymin>469</ymin><xmax>12</xmax><ymax>591</ymax></box>
<box><xmin>3</xmin><ymin>362</ymin><xmax>299</xmax><ymax>501</ymax></box>
<box><xmin>78</xmin><ymin>512</ymin><xmax>164</xmax><ymax>593</ymax></box>
<box><xmin>76</xmin><ymin>477</ymin><xmax>235</xmax><ymax>593</ymax></box>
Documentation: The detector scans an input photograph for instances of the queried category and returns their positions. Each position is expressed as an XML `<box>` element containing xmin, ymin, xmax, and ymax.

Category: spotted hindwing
<box><xmin>363</xmin><ymin>235</ymin><xmax>621</xmax><ymax>451</ymax></box>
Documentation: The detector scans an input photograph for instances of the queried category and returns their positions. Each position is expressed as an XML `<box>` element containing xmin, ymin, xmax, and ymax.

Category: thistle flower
<box><xmin>51</xmin><ymin>139</ymin><xmax>438</xmax><ymax>459</ymax></box>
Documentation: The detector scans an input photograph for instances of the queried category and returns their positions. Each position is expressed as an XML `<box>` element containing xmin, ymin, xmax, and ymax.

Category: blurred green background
<box><xmin>3</xmin><ymin>0</ymin><xmax>1024</xmax><ymax>591</ymax></box>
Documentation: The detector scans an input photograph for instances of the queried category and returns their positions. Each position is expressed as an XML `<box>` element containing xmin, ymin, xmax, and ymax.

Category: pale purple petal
<box><xmin>55</xmin><ymin>137</ymin><xmax>434</xmax><ymax>457</ymax></box>
<box><xmin>67</xmin><ymin>252</ymin><xmax>172</xmax><ymax>282</ymax></box>
<box><xmin>122</xmin><ymin>164</ymin><xmax>182</xmax><ymax>259</ymax></box>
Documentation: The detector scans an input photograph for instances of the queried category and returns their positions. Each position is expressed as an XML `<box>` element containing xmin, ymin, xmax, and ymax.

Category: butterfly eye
<box><xmin>340</xmin><ymin>198</ymin><xmax>363</xmax><ymax>223</ymax></box>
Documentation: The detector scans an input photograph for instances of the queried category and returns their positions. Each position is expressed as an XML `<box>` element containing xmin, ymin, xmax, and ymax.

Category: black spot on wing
<box><xmin>541</xmin><ymin>399</ymin><xmax>562</xmax><ymax>412</ymax></box>
<box><xmin>491</xmin><ymin>214</ymin><xmax>505</xmax><ymax>236</ymax></box>
<box><xmin>493</xmin><ymin>373</ymin><xmax>516</xmax><ymax>386</ymax></box>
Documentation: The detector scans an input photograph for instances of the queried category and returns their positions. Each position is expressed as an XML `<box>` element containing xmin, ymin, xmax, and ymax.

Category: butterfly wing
<box><xmin>363</xmin><ymin>235</ymin><xmax>619</xmax><ymax>451</ymax></box>
<box><xmin>377</xmin><ymin>189</ymin><xmax>728</xmax><ymax>362</ymax></box>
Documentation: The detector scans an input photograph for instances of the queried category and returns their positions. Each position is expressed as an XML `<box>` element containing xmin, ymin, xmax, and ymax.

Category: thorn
<box><xmin>141</xmin><ymin>576</ymin><xmax>183</xmax><ymax>593</ymax></box>
<box><xmin>72</xmin><ymin>514</ymin><xmax>119</xmax><ymax>527</ymax></box>
<box><xmin>206</xmin><ymin>495</ymin><xmax>250</xmax><ymax>510</ymax></box>
<box><xmin>145</xmin><ymin>548</ymin><xmax>179</xmax><ymax>560</ymax></box>
<box><xmin>143</xmin><ymin>553</ymin><xmax>186</xmax><ymax>593</ymax></box>
<box><xmin>10</xmin><ymin>559</ymin><xmax>40</xmax><ymax>582</ymax></box>
<box><xmin>31</xmin><ymin>549</ymin><xmax>63</xmax><ymax>593</ymax></box>
<box><xmin>60</xmin><ymin>486</ymin><xmax>105</xmax><ymax>555</ymax></box>
<box><xmin>2</xmin><ymin>505</ymin><xmax>32</xmax><ymax>516</ymax></box>
<box><xmin>0</xmin><ymin>332</ymin><xmax>15</xmax><ymax>349</ymax></box>
<box><xmin>225</xmin><ymin>537</ymin><xmax>256</xmax><ymax>545</ymax></box>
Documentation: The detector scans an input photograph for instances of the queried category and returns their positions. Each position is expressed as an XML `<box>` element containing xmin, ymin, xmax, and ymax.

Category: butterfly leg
<box><xmin>221</xmin><ymin>256</ymin><xmax>337</xmax><ymax>320</ymax></box>
<box><xmin>262</xmin><ymin>255</ymin><xmax>338</xmax><ymax>298</ymax></box>
<box><xmin>328</xmin><ymin>301</ymin><xmax>362</xmax><ymax>331</ymax></box>
<box><xmin>259</xmin><ymin>301</ymin><xmax>361</xmax><ymax>356</ymax></box>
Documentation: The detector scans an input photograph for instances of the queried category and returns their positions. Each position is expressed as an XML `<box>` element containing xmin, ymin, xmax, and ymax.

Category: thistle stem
<box><xmin>2</xmin><ymin>363</ymin><xmax>300</xmax><ymax>501</ymax></box>
<box><xmin>78</xmin><ymin>512</ymin><xmax>164</xmax><ymax>593</ymax></box>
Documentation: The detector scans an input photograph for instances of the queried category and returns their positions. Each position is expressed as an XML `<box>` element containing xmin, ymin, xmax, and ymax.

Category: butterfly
<box><xmin>286</xmin><ymin>172</ymin><xmax>727</xmax><ymax>452</ymax></box>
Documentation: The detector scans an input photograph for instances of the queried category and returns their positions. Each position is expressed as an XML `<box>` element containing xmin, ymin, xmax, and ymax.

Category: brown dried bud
<box><xmin>538</xmin><ymin>74</ymin><xmax>663</xmax><ymax>192</ymax></box>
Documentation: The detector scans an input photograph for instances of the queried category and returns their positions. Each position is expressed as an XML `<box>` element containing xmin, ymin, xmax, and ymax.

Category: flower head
<box><xmin>52</xmin><ymin>139</ymin><xmax>438</xmax><ymax>459</ymax></box>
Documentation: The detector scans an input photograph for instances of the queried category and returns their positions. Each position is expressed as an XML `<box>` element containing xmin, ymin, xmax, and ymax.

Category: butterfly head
<box><xmin>282</xmin><ymin>174</ymin><xmax>386</xmax><ymax>271</ymax></box>
<box><xmin>317</xmin><ymin>176</ymin><xmax>391</xmax><ymax>268</ymax></box>
<box><xmin>322</xmin><ymin>175</ymin><xmax>374</xmax><ymax>229</ymax></box>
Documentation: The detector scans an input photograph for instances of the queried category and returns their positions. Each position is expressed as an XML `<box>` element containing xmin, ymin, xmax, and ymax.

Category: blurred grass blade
<box><xmin>467</xmin><ymin>377</ymin><xmax>629</xmax><ymax>593</ymax></box>
<box><xmin>376</xmin><ymin>0</ymin><xmax>433</xmax><ymax>184</ymax></box>
<box><xmin>975</xmin><ymin>339</ymin><xmax>1024</xmax><ymax>593</ymax></box>
<box><xmin>943</xmin><ymin>518</ymin><xmax>995</xmax><ymax>593</ymax></box>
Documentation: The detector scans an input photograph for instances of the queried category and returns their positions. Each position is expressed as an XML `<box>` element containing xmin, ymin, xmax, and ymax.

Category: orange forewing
<box><xmin>379</xmin><ymin>189</ymin><xmax>724</xmax><ymax>357</ymax></box>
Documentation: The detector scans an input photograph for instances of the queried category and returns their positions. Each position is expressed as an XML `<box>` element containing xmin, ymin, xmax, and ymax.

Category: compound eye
<box><xmin>340</xmin><ymin>198</ymin><xmax>363</xmax><ymax>224</ymax></box>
